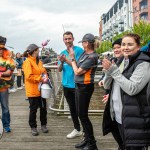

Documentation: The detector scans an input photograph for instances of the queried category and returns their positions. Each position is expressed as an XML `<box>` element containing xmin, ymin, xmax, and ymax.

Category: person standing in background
<box><xmin>16</xmin><ymin>52</ymin><xmax>23</xmax><ymax>90</ymax></box>
<box><xmin>42</xmin><ymin>51</ymin><xmax>51</xmax><ymax>64</ymax></box>
<box><xmin>98</xmin><ymin>39</ymin><xmax>124</xmax><ymax>150</ymax></box>
<box><xmin>0</xmin><ymin>36</ymin><xmax>15</xmax><ymax>132</ymax></box>
<box><xmin>57</xmin><ymin>31</ymin><xmax>83</xmax><ymax>139</ymax></box>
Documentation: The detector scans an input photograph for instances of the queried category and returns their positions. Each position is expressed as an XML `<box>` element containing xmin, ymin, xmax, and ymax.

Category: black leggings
<box><xmin>75</xmin><ymin>83</ymin><xmax>95</xmax><ymax>141</ymax></box>
<box><xmin>17</xmin><ymin>76</ymin><xmax>22</xmax><ymax>87</ymax></box>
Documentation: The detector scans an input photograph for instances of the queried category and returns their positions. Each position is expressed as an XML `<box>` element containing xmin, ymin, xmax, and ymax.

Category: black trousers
<box><xmin>63</xmin><ymin>87</ymin><xmax>80</xmax><ymax>131</ymax></box>
<box><xmin>111</xmin><ymin>121</ymin><xmax>124</xmax><ymax>150</ymax></box>
<box><xmin>22</xmin><ymin>71</ymin><xmax>25</xmax><ymax>84</ymax></box>
<box><xmin>17</xmin><ymin>76</ymin><xmax>22</xmax><ymax>87</ymax></box>
<box><xmin>75</xmin><ymin>83</ymin><xmax>95</xmax><ymax>141</ymax></box>
<box><xmin>28</xmin><ymin>97</ymin><xmax>47</xmax><ymax>128</ymax></box>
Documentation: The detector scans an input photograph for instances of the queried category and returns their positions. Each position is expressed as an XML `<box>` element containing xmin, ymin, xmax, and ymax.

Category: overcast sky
<box><xmin>0</xmin><ymin>0</ymin><xmax>115</xmax><ymax>54</ymax></box>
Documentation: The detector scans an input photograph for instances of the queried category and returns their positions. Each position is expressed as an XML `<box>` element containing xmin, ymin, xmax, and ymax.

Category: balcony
<box><xmin>118</xmin><ymin>26</ymin><xmax>124</xmax><ymax>32</ymax></box>
<box><xmin>119</xmin><ymin>19</ymin><xmax>124</xmax><ymax>24</ymax></box>
<box><xmin>139</xmin><ymin>0</ymin><xmax>147</xmax><ymax>3</ymax></box>
<box><xmin>140</xmin><ymin>5</ymin><xmax>148</xmax><ymax>15</ymax></box>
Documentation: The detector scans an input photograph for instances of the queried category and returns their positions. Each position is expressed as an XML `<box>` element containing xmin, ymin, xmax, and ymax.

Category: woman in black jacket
<box><xmin>102</xmin><ymin>33</ymin><xmax>150</xmax><ymax>150</ymax></box>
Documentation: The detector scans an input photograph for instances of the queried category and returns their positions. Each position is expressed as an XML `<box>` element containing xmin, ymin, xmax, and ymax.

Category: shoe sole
<box><xmin>41</xmin><ymin>130</ymin><xmax>48</xmax><ymax>133</ymax></box>
<box><xmin>75</xmin><ymin>143</ymin><xmax>87</xmax><ymax>149</ymax></box>
<box><xmin>32</xmin><ymin>133</ymin><xmax>38</xmax><ymax>136</ymax></box>
<box><xmin>4</xmin><ymin>130</ymin><xmax>11</xmax><ymax>133</ymax></box>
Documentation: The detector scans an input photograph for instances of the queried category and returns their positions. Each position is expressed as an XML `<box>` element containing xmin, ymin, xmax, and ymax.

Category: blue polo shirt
<box><xmin>59</xmin><ymin>46</ymin><xmax>83</xmax><ymax>88</ymax></box>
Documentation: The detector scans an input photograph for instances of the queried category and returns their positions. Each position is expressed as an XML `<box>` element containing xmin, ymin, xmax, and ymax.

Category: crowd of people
<box><xmin>0</xmin><ymin>32</ymin><xmax>150</xmax><ymax>150</ymax></box>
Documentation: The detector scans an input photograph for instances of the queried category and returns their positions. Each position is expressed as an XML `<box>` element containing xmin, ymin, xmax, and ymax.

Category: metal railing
<box><xmin>43</xmin><ymin>63</ymin><xmax>104</xmax><ymax>114</ymax></box>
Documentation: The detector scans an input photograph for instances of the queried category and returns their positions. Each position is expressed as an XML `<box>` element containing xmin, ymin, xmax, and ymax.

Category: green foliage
<box><xmin>112</xmin><ymin>31</ymin><xmax>130</xmax><ymax>42</ymax></box>
<box><xmin>131</xmin><ymin>20</ymin><xmax>150</xmax><ymax>46</ymax></box>
<box><xmin>98</xmin><ymin>20</ymin><xmax>150</xmax><ymax>54</ymax></box>
<box><xmin>96</xmin><ymin>41</ymin><xmax>112</xmax><ymax>54</ymax></box>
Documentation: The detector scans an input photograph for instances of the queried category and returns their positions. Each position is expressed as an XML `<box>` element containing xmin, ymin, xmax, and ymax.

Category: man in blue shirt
<box><xmin>58</xmin><ymin>31</ymin><xmax>83</xmax><ymax>139</ymax></box>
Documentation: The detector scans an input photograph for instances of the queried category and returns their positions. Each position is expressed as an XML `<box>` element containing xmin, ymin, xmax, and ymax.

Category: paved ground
<box><xmin>0</xmin><ymin>87</ymin><xmax>149</xmax><ymax>150</ymax></box>
<box><xmin>0</xmin><ymin>88</ymin><xmax>118</xmax><ymax>150</ymax></box>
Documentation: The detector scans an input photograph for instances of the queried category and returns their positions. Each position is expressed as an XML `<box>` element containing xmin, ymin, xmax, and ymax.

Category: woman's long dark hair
<box><xmin>28</xmin><ymin>48</ymin><xmax>39</xmax><ymax>65</ymax></box>
<box><xmin>23</xmin><ymin>50</ymin><xmax>29</xmax><ymax>58</ymax></box>
<box><xmin>87</xmin><ymin>40</ymin><xmax>97</xmax><ymax>50</ymax></box>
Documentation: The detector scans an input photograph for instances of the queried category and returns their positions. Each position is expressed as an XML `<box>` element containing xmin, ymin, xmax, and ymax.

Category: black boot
<box><xmin>75</xmin><ymin>138</ymin><xmax>87</xmax><ymax>149</ymax></box>
<box><xmin>118</xmin><ymin>146</ymin><xmax>124</xmax><ymax>150</ymax></box>
<box><xmin>82</xmin><ymin>142</ymin><xmax>98</xmax><ymax>150</ymax></box>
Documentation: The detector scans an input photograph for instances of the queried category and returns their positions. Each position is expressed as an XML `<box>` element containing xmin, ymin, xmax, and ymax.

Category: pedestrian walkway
<box><xmin>0</xmin><ymin>88</ymin><xmax>119</xmax><ymax>150</ymax></box>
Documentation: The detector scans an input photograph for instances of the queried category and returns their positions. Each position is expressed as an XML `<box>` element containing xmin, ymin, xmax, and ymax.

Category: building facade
<box><xmin>99</xmin><ymin>0</ymin><xmax>133</xmax><ymax>42</ymax></box>
<box><xmin>99</xmin><ymin>0</ymin><xmax>150</xmax><ymax>42</ymax></box>
<box><xmin>133</xmin><ymin>0</ymin><xmax>150</xmax><ymax>24</ymax></box>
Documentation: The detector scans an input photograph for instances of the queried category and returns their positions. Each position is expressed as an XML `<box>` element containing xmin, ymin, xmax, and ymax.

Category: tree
<box><xmin>112</xmin><ymin>31</ymin><xmax>130</xmax><ymax>42</ymax></box>
<box><xmin>96</xmin><ymin>40</ymin><xmax>112</xmax><ymax>54</ymax></box>
<box><xmin>97</xmin><ymin>20</ymin><xmax>150</xmax><ymax>54</ymax></box>
<box><xmin>131</xmin><ymin>20</ymin><xmax>150</xmax><ymax>46</ymax></box>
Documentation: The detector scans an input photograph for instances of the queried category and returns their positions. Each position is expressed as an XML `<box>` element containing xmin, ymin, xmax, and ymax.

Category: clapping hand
<box><xmin>57</xmin><ymin>54</ymin><xmax>66</xmax><ymax>63</ymax></box>
<box><xmin>98</xmin><ymin>80</ymin><xmax>104</xmax><ymax>87</ymax></box>
<box><xmin>102</xmin><ymin>57</ymin><xmax>115</xmax><ymax>71</ymax></box>
<box><xmin>68</xmin><ymin>47</ymin><xmax>74</xmax><ymax>59</ymax></box>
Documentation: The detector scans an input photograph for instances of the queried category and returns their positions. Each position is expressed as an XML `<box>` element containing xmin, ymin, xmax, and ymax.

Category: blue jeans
<box><xmin>0</xmin><ymin>90</ymin><xmax>10</xmax><ymax>128</ymax></box>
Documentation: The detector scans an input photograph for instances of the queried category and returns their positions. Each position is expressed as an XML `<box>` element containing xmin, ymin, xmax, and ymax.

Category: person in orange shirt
<box><xmin>0</xmin><ymin>36</ymin><xmax>15</xmax><ymax>133</ymax></box>
<box><xmin>23</xmin><ymin>44</ymin><xmax>48</xmax><ymax>136</ymax></box>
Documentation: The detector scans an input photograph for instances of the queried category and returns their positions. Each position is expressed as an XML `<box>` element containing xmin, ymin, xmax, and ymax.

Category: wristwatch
<box><xmin>71</xmin><ymin>58</ymin><xmax>75</xmax><ymax>62</ymax></box>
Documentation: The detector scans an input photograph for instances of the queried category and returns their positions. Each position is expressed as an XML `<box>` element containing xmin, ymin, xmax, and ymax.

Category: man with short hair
<box><xmin>58</xmin><ymin>31</ymin><xmax>83</xmax><ymax>139</ymax></box>
<box><xmin>0</xmin><ymin>36</ymin><xmax>15</xmax><ymax>133</ymax></box>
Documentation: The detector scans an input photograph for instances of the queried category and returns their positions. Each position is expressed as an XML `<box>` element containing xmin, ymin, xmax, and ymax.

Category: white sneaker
<box><xmin>9</xmin><ymin>88</ymin><xmax>17</xmax><ymax>93</ymax></box>
<box><xmin>66</xmin><ymin>129</ymin><xmax>82</xmax><ymax>139</ymax></box>
<box><xmin>17</xmin><ymin>87</ymin><xmax>23</xmax><ymax>90</ymax></box>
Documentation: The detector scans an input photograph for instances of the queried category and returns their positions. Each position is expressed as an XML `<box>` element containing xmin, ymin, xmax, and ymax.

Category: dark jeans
<box><xmin>17</xmin><ymin>76</ymin><xmax>21</xmax><ymax>87</ymax></box>
<box><xmin>63</xmin><ymin>87</ymin><xmax>80</xmax><ymax>131</ymax></box>
<box><xmin>75</xmin><ymin>83</ymin><xmax>95</xmax><ymax>141</ymax></box>
<box><xmin>117</xmin><ymin>122</ymin><xmax>148</xmax><ymax>150</ymax></box>
<box><xmin>28</xmin><ymin>97</ymin><xmax>47</xmax><ymax>128</ymax></box>
<box><xmin>22</xmin><ymin>71</ymin><xmax>24</xmax><ymax>84</ymax></box>
<box><xmin>0</xmin><ymin>90</ymin><xmax>10</xmax><ymax>128</ymax></box>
